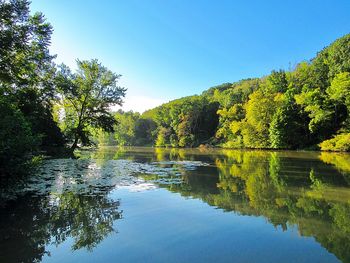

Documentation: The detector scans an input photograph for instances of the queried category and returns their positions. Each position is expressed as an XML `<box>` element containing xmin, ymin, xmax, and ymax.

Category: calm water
<box><xmin>1</xmin><ymin>147</ymin><xmax>350</xmax><ymax>263</ymax></box>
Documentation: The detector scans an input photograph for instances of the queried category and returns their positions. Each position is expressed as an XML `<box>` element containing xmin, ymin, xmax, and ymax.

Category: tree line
<box><xmin>1</xmin><ymin>1</ymin><xmax>349</xmax><ymax>177</ymax></box>
<box><xmin>105</xmin><ymin>33</ymin><xmax>350</xmax><ymax>152</ymax></box>
<box><xmin>0</xmin><ymin>0</ymin><xmax>125</xmax><ymax>176</ymax></box>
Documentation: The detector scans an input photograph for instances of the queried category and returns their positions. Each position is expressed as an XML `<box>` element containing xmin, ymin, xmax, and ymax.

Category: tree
<box><xmin>313</xmin><ymin>34</ymin><xmax>350</xmax><ymax>80</ymax></box>
<box><xmin>113</xmin><ymin>110</ymin><xmax>139</xmax><ymax>146</ymax></box>
<box><xmin>0</xmin><ymin>98</ymin><xmax>37</xmax><ymax>176</ymax></box>
<box><xmin>327</xmin><ymin>72</ymin><xmax>350</xmax><ymax>128</ymax></box>
<box><xmin>134</xmin><ymin>117</ymin><xmax>157</xmax><ymax>145</ymax></box>
<box><xmin>0</xmin><ymin>0</ymin><xmax>53</xmax><ymax>89</ymax></box>
<box><xmin>240</xmin><ymin>90</ymin><xmax>280</xmax><ymax>148</ymax></box>
<box><xmin>216</xmin><ymin>104</ymin><xmax>244</xmax><ymax>144</ymax></box>
<box><xmin>0</xmin><ymin>0</ymin><xmax>65</xmax><ymax>176</ymax></box>
<box><xmin>269</xmin><ymin>88</ymin><xmax>311</xmax><ymax>149</ymax></box>
<box><xmin>0</xmin><ymin>0</ymin><xmax>64</xmax><ymax>150</ymax></box>
<box><xmin>155</xmin><ymin>126</ymin><xmax>172</xmax><ymax>147</ymax></box>
<box><xmin>266</xmin><ymin>70</ymin><xmax>288</xmax><ymax>93</ymax></box>
<box><xmin>56</xmin><ymin>60</ymin><xmax>126</xmax><ymax>152</ymax></box>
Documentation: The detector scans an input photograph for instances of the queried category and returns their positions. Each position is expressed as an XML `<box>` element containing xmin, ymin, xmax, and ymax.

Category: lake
<box><xmin>1</xmin><ymin>147</ymin><xmax>350</xmax><ymax>263</ymax></box>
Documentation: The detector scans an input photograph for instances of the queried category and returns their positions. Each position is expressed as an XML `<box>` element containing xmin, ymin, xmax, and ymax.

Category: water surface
<box><xmin>1</xmin><ymin>147</ymin><xmax>350</xmax><ymax>263</ymax></box>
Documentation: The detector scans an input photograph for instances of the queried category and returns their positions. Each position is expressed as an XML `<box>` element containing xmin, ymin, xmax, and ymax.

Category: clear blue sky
<box><xmin>31</xmin><ymin>0</ymin><xmax>350</xmax><ymax>112</ymax></box>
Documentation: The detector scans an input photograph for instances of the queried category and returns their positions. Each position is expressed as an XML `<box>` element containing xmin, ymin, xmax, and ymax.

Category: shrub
<box><xmin>319</xmin><ymin>133</ymin><xmax>350</xmax><ymax>152</ymax></box>
<box><xmin>0</xmin><ymin>99</ymin><xmax>38</xmax><ymax>176</ymax></box>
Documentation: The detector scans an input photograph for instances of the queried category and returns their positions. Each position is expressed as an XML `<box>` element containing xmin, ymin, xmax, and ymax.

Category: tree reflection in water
<box><xmin>1</xmin><ymin>147</ymin><xmax>350</xmax><ymax>262</ymax></box>
<box><xmin>0</xmin><ymin>157</ymin><xmax>122</xmax><ymax>263</ymax></box>
<box><xmin>0</xmin><ymin>192</ymin><xmax>121</xmax><ymax>263</ymax></box>
<box><xmin>142</xmin><ymin>148</ymin><xmax>350</xmax><ymax>263</ymax></box>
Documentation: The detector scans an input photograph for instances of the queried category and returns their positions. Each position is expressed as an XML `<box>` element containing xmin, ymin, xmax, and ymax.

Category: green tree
<box><xmin>240</xmin><ymin>90</ymin><xmax>281</xmax><ymax>148</ymax></box>
<box><xmin>269</xmin><ymin>89</ymin><xmax>311</xmax><ymax>149</ymax></box>
<box><xmin>113</xmin><ymin>111</ymin><xmax>139</xmax><ymax>146</ymax></box>
<box><xmin>294</xmin><ymin>34</ymin><xmax>350</xmax><ymax>145</ymax></box>
<box><xmin>327</xmin><ymin>72</ymin><xmax>350</xmax><ymax>127</ymax></box>
<box><xmin>295</xmin><ymin>87</ymin><xmax>340</xmax><ymax>142</ymax></box>
<box><xmin>155</xmin><ymin>126</ymin><xmax>172</xmax><ymax>147</ymax></box>
<box><xmin>0</xmin><ymin>0</ymin><xmax>64</xmax><ymax>150</ymax></box>
<box><xmin>149</xmin><ymin>96</ymin><xmax>219</xmax><ymax>147</ymax></box>
<box><xmin>266</xmin><ymin>70</ymin><xmax>288</xmax><ymax>93</ymax></box>
<box><xmin>0</xmin><ymin>98</ymin><xmax>37</xmax><ymax>176</ymax></box>
<box><xmin>134</xmin><ymin>118</ymin><xmax>157</xmax><ymax>145</ymax></box>
<box><xmin>56</xmin><ymin>60</ymin><xmax>126</xmax><ymax>152</ymax></box>
<box><xmin>313</xmin><ymin>34</ymin><xmax>350</xmax><ymax>80</ymax></box>
<box><xmin>216</xmin><ymin>104</ymin><xmax>244</xmax><ymax>147</ymax></box>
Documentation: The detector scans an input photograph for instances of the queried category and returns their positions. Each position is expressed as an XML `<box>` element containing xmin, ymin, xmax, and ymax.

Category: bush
<box><xmin>319</xmin><ymin>133</ymin><xmax>350</xmax><ymax>152</ymax></box>
<box><xmin>0</xmin><ymin>99</ymin><xmax>38</xmax><ymax>176</ymax></box>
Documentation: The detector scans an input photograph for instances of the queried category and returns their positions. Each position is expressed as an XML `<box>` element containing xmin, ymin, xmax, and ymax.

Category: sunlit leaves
<box><xmin>56</xmin><ymin>60</ymin><xmax>126</xmax><ymax>150</ymax></box>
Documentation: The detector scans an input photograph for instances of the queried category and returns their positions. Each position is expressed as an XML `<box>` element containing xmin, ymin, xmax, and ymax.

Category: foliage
<box><xmin>1</xmin><ymin>0</ymin><xmax>350</xmax><ymax>183</ymax></box>
<box><xmin>155</xmin><ymin>126</ymin><xmax>172</xmax><ymax>147</ymax></box>
<box><xmin>102</xmin><ymin>31</ymin><xmax>350</xmax><ymax>151</ymax></box>
<box><xmin>0</xmin><ymin>0</ymin><xmax>65</xmax><ymax>176</ymax></box>
<box><xmin>266</xmin><ymin>70</ymin><xmax>288</xmax><ymax>93</ymax></box>
<box><xmin>0</xmin><ymin>1</ymin><xmax>130</xmax><ymax>171</ymax></box>
<box><xmin>319</xmin><ymin>133</ymin><xmax>350</xmax><ymax>152</ymax></box>
<box><xmin>143</xmin><ymin>96</ymin><xmax>219</xmax><ymax>147</ymax></box>
<box><xmin>112</xmin><ymin>111</ymin><xmax>156</xmax><ymax>146</ymax></box>
<box><xmin>0</xmin><ymin>98</ymin><xmax>38</xmax><ymax>176</ymax></box>
<box><xmin>133</xmin><ymin>34</ymin><xmax>350</xmax><ymax>151</ymax></box>
<box><xmin>269</xmin><ymin>89</ymin><xmax>310</xmax><ymax>149</ymax></box>
<box><xmin>56</xmin><ymin>60</ymin><xmax>126</xmax><ymax>151</ymax></box>
<box><xmin>113</xmin><ymin>111</ymin><xmax>139</xmax><ymax>146</ymax></box>
<box><xmin>0</xmin><ymin>0</ymin><xmax>64</xmax><ymax>148</ymax></box>
<box><xmin>237</xmin><ymin>90</ymin><xmax>281</xmax><ymax>148</ymax></box>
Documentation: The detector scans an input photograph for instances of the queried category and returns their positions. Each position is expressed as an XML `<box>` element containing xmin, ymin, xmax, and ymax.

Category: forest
<box><xmin>1</xmin><ymin>0</ymin><xmax>350</xmax><ymax>178</ymax></box>
<box><xmin>100</xmin><ymin>34</ymin><xmax>350</xmax><ymax>152</ymax></box>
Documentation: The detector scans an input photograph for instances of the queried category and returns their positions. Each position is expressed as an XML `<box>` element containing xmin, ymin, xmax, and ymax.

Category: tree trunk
<box><xmin>70</xmin><ymin>135</ymin><xmax>79</xmax><ymax>152</ymax></box>
<box><xmin>71</xmin><ymin>119</ymin><xmax>82</xmax><ymax>153</ymax></box>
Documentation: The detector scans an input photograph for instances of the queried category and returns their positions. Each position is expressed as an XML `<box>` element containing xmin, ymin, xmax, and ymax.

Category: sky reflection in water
<box><xmin>1</xmin><ymin>147</ymin><xmax>350</xmax><ymax>263</ymax></box>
